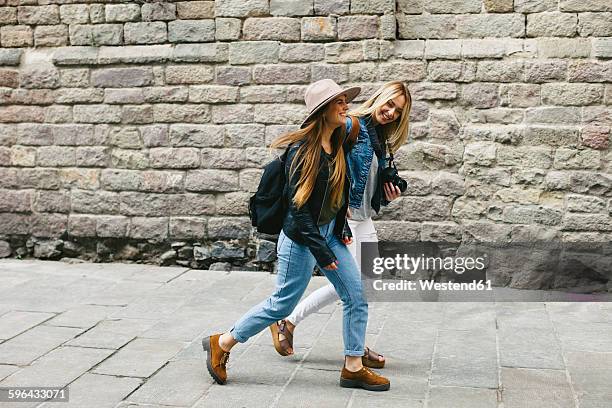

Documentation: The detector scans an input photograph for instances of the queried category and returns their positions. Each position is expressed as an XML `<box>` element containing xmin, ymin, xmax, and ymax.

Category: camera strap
<box><xmin>384</xmin><ymin>137</ymin><xmax>394</xmax><ymax>167</ymax></box>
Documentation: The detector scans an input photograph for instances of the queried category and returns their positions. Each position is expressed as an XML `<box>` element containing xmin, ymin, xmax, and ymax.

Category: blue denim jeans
<box><xmin>230</xmin><ymin>219</ymin><xmax>368</xmax><ymax>356</ymax></box>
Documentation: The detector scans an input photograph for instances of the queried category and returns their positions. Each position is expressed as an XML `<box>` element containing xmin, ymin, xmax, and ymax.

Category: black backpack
<box><xmin>248</xmin><ymin>147</ymin><xmax>290</xmax><ymax>234</ymax></box>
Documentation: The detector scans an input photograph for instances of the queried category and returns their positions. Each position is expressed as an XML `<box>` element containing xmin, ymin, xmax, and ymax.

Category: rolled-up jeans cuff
<box><xmin>345</xmin><ymin>348</ymin><xmax>365</xmax><ymax>357</ymax></box>
<box><xmin>229</xmin><ymin>326</ymin><xmax>247</xmax><ymax>343</ymax></box>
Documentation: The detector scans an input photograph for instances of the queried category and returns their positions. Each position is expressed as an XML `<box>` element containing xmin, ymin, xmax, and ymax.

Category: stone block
<box><xmin>165</xmin><ymin>65</ymin><xmax>214</xmax><ymax>84</ymax></box>
<box><xmin>425</xmin><ymin>0</ymin><xmax>481</xmax><ymax>13</ymax></box>
<box><xmin>559</xmin><ymin>0</ymin><xmax>612</xmax><ymax>12</ymax></box>
<box><xmin>17</xmin><ymin>5</ymin><xmax>59</xmax><ymax>25</ymax></box>
<box><xmin>537</xmin><ymin>38</ymin><xmax>591</xmax><ymax>58</ymax></box>
<box><xmin>483</xmin><ymin>0</ymin><xmax>514</xmax><ymax>13</ymax></box>
<box><xmin>73</xmin><ymin>105</ymin><xmax>122</xmax><ymax>123</ymax></box>
<box><xmin>515</xmin><ymin>0</ymin><xmax>558</xmax><ymax>12</ymax></box>
<box><xmin>314</xmin><ymin>0</ymin><xmax>350</xmax><ymax>15</ymax></box>
<box><xmin>91</xmin><ymin>67</ymin><xmax>154</xmax><ymax>88</ymax></box>
<box><xmin>324</xmin><ymin>42</ymin><xmax>363</xmax><ymax>63</ymax></box>
<box><xmin>0</xmin><ymin>49</ymin><xmax>22</xmax><ymax>66</ymax></box>
<box><xmin>150</xmin><ymin>147</ymin><xmax>200</xmax><ymax>168</ymax></box>
<box><xmin>153</xmin><ymin>104</ymin><xmax>210</xmax><ymax>123</ymax></box>
<box><xmin>185</xmin><ymin>169</ymin><xmax>239</xmax><ymax>192</ymax></box>
<box><xmin>397</xmin><ymin>14</ymin><xmax>456</xmax><ymax>39</ymax></box>
<box><xmin>177</xmin><ymin>2</ymin><xmax>215</xmax><ymax>19</ymax></box>
<box><xmin>542</xmin><ymin>83</ymin><xmax>604</xmax><ymax>106</ymax></box>
<box><xmin>0</xmin><ymin>25</ymin><xmax>33</xmax><ymax>47</ymax></box>
<box><xmin>243</xmin><ymin>17</ymin><xmax>301</xmax><ymax>41</ymax></box>
<box><xmin>578</xmin><ymin>12</ymin><xmax>612</xmax><ymax>36</ymax></box>
<box><xmin>169</xmin><ymin>217</ymin><xmax>207</xmax><ymax>239</ymax></box>
<box><xmin>129</xmin><ymin>217</ymin><xmax>168</xmax><ymax>240</ymax></box>
<box><xmin>527</xmin><ymin>12</ymin><xmax>579</xmax><ymax>37</ymax></box>
<box><xmin>172</xmin><ymin>43</ymin><xmax>228</xmax><ymax>62</ymax></box>
<box><xmin>69</xmin><ymin>24</ymin><xmax>123</xmax><ymax>46</ymax></box>
<box><xmin>105</xmin><ymin>4</ymin><xmax>140</xmax><ymax>22</ymax></box>
<box><xmin>34</xmin><ymin>25</ymin><xmax>68</xmax><ymax>47</ymax></box>
<box><xmin>169</xmin><ymin>124</ymin><xmax>224</xmax><ymax>147</ymax></box>
<box><xmin>457</xmin><ymin>14</ymin><xmax>525</xmax><ymax>38</ymax></box>
<box><xmin>211</xmin><ymin>104</ymin><xmax>254</xmax><ymax>123</ymax></box>
<box><xmin>215</xmin><ymin>18</ymin><xmax>241</xmax><ymax>40</ymax></box>
<box><xmin>168</xmin><ymin>19</ymin><xmax>214</xmax><ymax>42</ymax></box>
<box><xmin>338</xmin><ymin>16</ymin><xmax>379</xmax><ymax>40</ymax></box>
<box><xmin>229</xmin><ymin>41</ymin><xmax>279</xmax><ymax>64</ymax></box>
<box><xmin>189</xmin><ymin>85</ymin><xmax>239</xmax><ymax>103</ymax></box>
<box><xmin>270</xmin><ymin>0</ymin><xmax>313</xmax><ymax>15</ymax></box>
<box><xmin>141</xmin><ymin>2</ymin><xmax>176</xmax><ymax>21</ymax></box>
<box><xmin>215</xmin><ymin>0</ymin><xmax>269</xmax><ymax>17</ymax></box>
<box><xmin>280</xmin><ymin>43</ymin><xmax>325</xmax><ymax>62</ymax></box>
<box><xmin>301</xmin><ymin>17</ymin><xmax>337</xmax><ymax>41</ymax></box>
<box><xmin>60</xmin><ymin>4</ymin><xmax>89</xmax><ymax>24</ymax></box>
<box><xmin>124</xmin><ymin>22</ymin><xmax>167</xmax><ymax>44</ymax></box>
<box><xmin>252</xmin><ymin>64</ymin><xmax>310</xmax><ymax>84</ymax></box>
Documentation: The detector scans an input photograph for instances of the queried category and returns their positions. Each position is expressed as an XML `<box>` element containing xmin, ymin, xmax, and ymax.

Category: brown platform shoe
<box><xmin>362</xmin><ymin>346</ymin><xmax>385</xmax><ymax>369</ymax></box>
<box><xmin>340</xmin><ymin>366</ymin><xmax>390</xmax><ymax>391</ymax></box>
<box><xmin>202</xmin><ymin>333</ymin><xmax>230</xmax><ymax>385</ymax></box>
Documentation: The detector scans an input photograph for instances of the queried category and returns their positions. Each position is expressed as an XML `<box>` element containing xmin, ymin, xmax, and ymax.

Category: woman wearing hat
<box><xmin>202</xmin><ymin>79</ymin><xmax>390</xmax><ymax>391</ymax></box>
<box><xmin>270</xmin><ymin>81</ymin><xmax>412</xmax><ymax>369</ymax></box>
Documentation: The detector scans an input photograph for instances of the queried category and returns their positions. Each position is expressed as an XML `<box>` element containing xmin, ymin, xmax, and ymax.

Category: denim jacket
<box><xmin>345</xmin><ymin>116</ymin><xmax>389</xmax><ymax>214</ymax></box>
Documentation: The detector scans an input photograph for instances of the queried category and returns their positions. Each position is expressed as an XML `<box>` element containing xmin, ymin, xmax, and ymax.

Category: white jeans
<box><xmin>286</xmin><ymin>217</ymin><xmax>378</xmax><ymax>326</ymax></box>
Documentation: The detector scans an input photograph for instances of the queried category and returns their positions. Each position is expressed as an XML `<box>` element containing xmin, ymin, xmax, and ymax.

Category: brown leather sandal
<box><xmin>269</xmin><ymin>320</ymin><xmax>294</xmax><ymax>356</ymax></box>
<box><xmin>362</xmin><ymin>346</ymin><xmax>385</xmax><ymax>369</ymax></box>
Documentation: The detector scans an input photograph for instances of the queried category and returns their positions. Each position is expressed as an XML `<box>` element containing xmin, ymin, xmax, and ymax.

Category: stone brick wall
<box><xmin>0</xmin><ymin>0</ymin><xmax>610</xmax><ymax>274</ymax></box>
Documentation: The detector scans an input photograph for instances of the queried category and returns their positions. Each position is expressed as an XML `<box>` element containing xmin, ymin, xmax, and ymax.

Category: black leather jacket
<box><xmin>282</xmin><ymin>141</ymin><xmax>352</xmax><ymax>267</ymax></box>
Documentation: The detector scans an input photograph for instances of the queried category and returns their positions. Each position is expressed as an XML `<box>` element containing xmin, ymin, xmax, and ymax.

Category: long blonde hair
<box><xmin>271</xmin><ymin>110</ymin><xmax>346</xmax><ymax>210</ymax></box>
<box><xmin>349</xmin><ymin>81</ymin><xmax>412</xmax><ymax>153</ymax></box>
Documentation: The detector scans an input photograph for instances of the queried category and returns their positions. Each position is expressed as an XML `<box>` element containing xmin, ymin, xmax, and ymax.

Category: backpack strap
<box><xmin>344</xmin><ymin>115</ymin><xmax>359</xmax><ymax>150</ymax></box>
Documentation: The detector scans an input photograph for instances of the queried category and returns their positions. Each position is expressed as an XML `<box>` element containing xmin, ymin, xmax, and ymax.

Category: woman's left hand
<box><xmin>384</xmin><ymin>182</ymin><xmax>402</xmax><ymax>201</ymax></box>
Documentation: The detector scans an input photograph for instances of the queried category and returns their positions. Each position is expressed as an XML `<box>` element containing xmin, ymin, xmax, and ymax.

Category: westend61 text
<box><xmin>372</xmin><ymin>280</ymin><xmax>493</xmax><ymax>291</ymax></box>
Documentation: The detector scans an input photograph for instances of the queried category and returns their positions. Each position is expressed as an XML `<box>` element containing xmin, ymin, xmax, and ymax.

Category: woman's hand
<box><xmin>323</xmin><ymin>260</ymin><xmax>339</xmax><ymax>270</ymax></box>
<box><xmin>346</xmin><ymin>208</ymin><xmax>352</xmax><ymax>219</ymax></box>
<box><xmin>384</xmin><ymin>182</ymin><xmax>402</xmax><ymax>201</ymax></box>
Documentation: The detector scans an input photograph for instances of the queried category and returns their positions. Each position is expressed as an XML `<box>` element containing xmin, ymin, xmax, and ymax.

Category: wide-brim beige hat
<box><xmin>300</xmin><ymin>79</ymin><xmax>361</xmax><ymax>128</ymax></box>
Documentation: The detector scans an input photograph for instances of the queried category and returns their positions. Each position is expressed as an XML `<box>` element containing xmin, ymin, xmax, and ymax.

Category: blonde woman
<box><xmin>203</xmin><ymin>79</ymin><xmax>390</xmax><ymax>391</ymax></box>
<box><xmin>270</xmin><ymin>81</ymin><xmax>412</xmax><ymax>369</ymax></box>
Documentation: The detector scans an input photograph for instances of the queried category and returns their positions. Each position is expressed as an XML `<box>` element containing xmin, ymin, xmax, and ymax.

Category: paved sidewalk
<box><xmin>0</xmin><ymin>260</ymin><xmax>611</xmax><ymax>408</ymax></box>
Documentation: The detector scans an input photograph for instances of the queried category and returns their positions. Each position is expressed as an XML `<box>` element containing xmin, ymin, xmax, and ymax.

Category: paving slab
<box><xmin>553</xmin><ymin>321</ymin><xmax>612</xmax><ymax>352</ymax></box>
<box><xmin>0</xmin><ymin>325</ymin><xmax>84</xmax><ymax>365</ymax></box>
<box><xmin>431</xmin><ymin>328</ymin><xmax>499</xmax><ymax>389</ymax></box>
<box><xmin>0</xmin><ymin>364</ymin><xmax>19</xmax><ymax>381</ymax></box>
<box><xmin>498</xmin><ymin>326</ymin><xmax>564</xmax><ymax>369</ymax></box>
<box><xmin>0</xmin><ymin>311</ymin><xmax>56</xmax><ymax>340</ymax></box>
<box><xmin>427</xmin><ymin>386</ymin><xmax>498</xmax><ymax>408</ymax></box>
<box><xmin>195</xmin><ymin>382</ymin><xmax>284</xmax><ymax>408</ymax></box>
<box><xmin>66</xmin><ymin>318</ymin><xmax>157</xmax><ymax>350</ymax></box>
<box><xmin>126</xmin><ymin>359</ymin><xmax>211</xmax><ymax>406</ymax></box>
<box><xmin>40</xmin><ymin>373</ymin><xmax>142</xmax><ymax>408</ymax></box>
<box><xmin>0</xmin><ymin>346</ymin><xmax>114</xmax><ymax>388</ymax></box>
<box><xmin>46</xmin><ymin>304</ymin><xmax>124</xmax><ymax>328</ymax></box>
<box><xmin>565</xmin><ymin>351</ymin><xmax>612</xmax><ymax>408</ymax></box>
<box><xmin>92</xmin><ymin>338</ymin><xmax>186</xmax><ymax>378</ymax></box>
<box><xmin>500</xmin><ymin>367</ymin><xmax>575</xmax><ymax>408</ymax></box>
<box><xmin>276</xmin><ymin>366</ymin><xmax>354</xmax><ymax>407</ymax></box>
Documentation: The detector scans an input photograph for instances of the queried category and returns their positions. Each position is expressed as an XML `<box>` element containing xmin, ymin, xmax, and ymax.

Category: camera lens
<box><xmin>396</xmin><ymin>178</ymin><xmax>408</xmax><ymax>193</ymax></box>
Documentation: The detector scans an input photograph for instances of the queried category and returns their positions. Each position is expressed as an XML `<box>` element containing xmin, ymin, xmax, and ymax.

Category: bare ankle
<box><xmin>344</xmin><ymin>356</ymin><xmax>363</xmax><ymax>372</ymax></box>
<box><xmin>218</xmin><ymin>333</ymin><xmax>234</xmax><ymax>353</ymax></box>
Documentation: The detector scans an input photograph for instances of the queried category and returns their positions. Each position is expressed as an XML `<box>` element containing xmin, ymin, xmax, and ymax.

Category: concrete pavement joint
<box><xmin>494</xmin><ymin>302</ymin><xmax>504</xmax><ymax>407</ymax></box>
<box><xmin>545</xmin><ymin>303</ymin><xmax>580</xmax><ymax>408</ymax></box>
<box><xmin>423</xmin><ymin>303</ymin><xmax>443</xmax><ymax>408</ymax></box>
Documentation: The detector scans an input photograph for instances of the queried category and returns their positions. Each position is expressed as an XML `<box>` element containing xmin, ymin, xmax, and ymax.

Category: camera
<box><xmin>381</xmin><ymin>159</ymin><xmax>408</xmax><ymax>193</ymax></box>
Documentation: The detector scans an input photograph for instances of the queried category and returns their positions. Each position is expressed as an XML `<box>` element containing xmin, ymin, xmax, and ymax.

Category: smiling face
<box><xmin>373</xmin><ymin>93</ymin><xmax>407</xmax><ymax>125</ymax></box>
<box><xmin>323</xmin><ymin>94</ymin><xmax>349</xmax><ymax>128</ymax></box>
